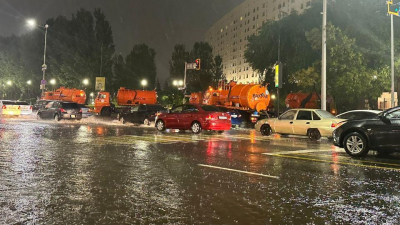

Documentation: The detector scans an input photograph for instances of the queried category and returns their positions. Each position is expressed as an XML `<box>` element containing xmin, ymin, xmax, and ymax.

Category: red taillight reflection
<box><xmin>331</xmin><ymin>123</ymin><xmax>336</xmax><ymax>128</ymax></box>
<box><xmin>2</xmin><ymin>105</ymin><xmax>6</xmax><ymax>109</ymax></box>
<box><xmin>59</xmin><ymin>108</ymin><xmax>66</xmax><ymax>113</ymax></box>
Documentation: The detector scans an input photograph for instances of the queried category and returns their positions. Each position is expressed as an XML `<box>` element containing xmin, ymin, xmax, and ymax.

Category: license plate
<box><xmin>231</xmin><ymin>115</ymin><xmax>237</xmax><ymax>118</ymax></box>
<box><xmin>219</xmin><ymin>116</ymin><xmax>227</xmax><ymax>119</ymax></box>
<box><xmin>71</xmin><ymin>115</ymin><xmax>76</xmax><ymax>118</ymax></box>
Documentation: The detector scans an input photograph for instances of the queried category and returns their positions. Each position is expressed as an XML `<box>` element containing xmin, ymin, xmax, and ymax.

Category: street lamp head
<box><xmin>178</xmin><ymin>80</ymin><xmax>184</xmax><ymax>86</ymax></box>
<box><xmin>271</xmin><ymin>94</ymin><xmax>276</xmax><ymax>100</ymax></box>
<box><xmin>83</xmin><ymin>79</ymin><xmax>89</xmax><ymax>86</ymax></box>
<box><xmin>141</xmin><ymin>79</ymin><xmax>147</xmax><ymax>86</ymax></box>
<box><xmin>173</xmin><ymin>80</ymin><xmax>178</xmax><ymax>86</ymax></box>
<box><xmin>50</xmin><ymin>79</ymin><xmax>56</xmax><ymax>85</ymax></box>
<box><xmin>6</xmin><ymin>80</ymin><xmax>12</xmax><ymax>86</ymax></box>
<box><xmin>26</xmin><ymin>19</ymin><xmax>37</xmax><ymax>28</ymax></box>
<box><xmin>27</xmin><ymin>80</ymin><xmax>32</xmax><ymax>85</ymax></box>
<box><xmin>45</xmin><ymin>24</ymin><xmax>49</xmax><ymax>28</ymax></box>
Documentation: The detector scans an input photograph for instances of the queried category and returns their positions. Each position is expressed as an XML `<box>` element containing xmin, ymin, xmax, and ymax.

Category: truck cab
<box><xmin>94</xmin><ymin>92</ymin><xmax>112</xmax><ymax>116</ymax></box>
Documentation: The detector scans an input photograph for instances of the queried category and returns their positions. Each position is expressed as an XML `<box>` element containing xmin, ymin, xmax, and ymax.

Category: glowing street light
<box><xmin>173</xmin><ymin>80</ymin><xmax>178</xmax><ymax>86</ymax></box>
<box><xmin>178</xmin><ymin>80</ymin><xmax>183</xmax><ymax>86</ymax></box>
<box><xmin>27</xmin><ymin>80</ymin><xmax>32</xmax><ymax>85</ymax></box>
<box><xmin>6</xmin><ymin>80</ymin><xmax>12</xmax><ymax>86</ymax></box>
<box><xmin>26</xmin><ymin>19</ymin><xmax>37</xmax><ymax>28</ymax></box>
<box><xmin>271</xmin><ymin>94</ymin><xmax>276</xmax><ymax>100</ymax></box>
<box><xmin>83</xmin><ymin>79</ymin><xmax>89</xmax><ymax>86</ymax></box>
<box><xmin>141</xmin><ymin>79</ymin><xmax>147</xmax><ymax>90</ymax></box>
<box><xmin>50</xmin><ymin>79</ymin><xmax>56</xmax><ymax>85</ymax></box>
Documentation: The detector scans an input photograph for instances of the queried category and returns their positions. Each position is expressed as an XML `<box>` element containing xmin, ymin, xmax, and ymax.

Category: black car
<box><xmin>333</xmin><ymin>106</ymin><xmax>400</xmax><ymax>157</ymax></box>
<box><xmin>118</xmin><ymin>104</ymin><xmax>166</xmax><ymax>125</ymax></box>
<box><xmin>37</xmin><ymin>101</ymin><xmax>82</xmax><ymax>121</ymax></box>
<box><xmin>33</xmin><ymin>100</ymin><xmax>51</xmax><ymax>111</ymax></box>
<box><xmin>336</xmin><ymin>110</ymin><xmax>381</xmax><ymax>120</ymax></box>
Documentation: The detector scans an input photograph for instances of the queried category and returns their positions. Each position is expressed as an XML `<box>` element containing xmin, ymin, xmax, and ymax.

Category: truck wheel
<box><xmin>156</xmin><ymin>120</ymin><xmax>165</xmax><ymax>131</ymax></box>
<box><xmin>343</xmin><ymin>132</ymin><xmax>369</xmax><ymax>157</ymax></box>
<box><xmin>191</xmin><ymin>122</ymin><xmax>202</xmax><ymax>134</ymax></box>
<box><xmin>101</xmin><ymin>108</ymin><xmax>111</xmax><ymax>117</ymax></box>
<box><xmin>143</xmin><ymin>118</ymin><xmax>150</xmax><ymax>126</ymax></box>
<box><xmin>54</xmin><ymin>114</ymin><xmax>60</xmax><ymax>122</ymax></box>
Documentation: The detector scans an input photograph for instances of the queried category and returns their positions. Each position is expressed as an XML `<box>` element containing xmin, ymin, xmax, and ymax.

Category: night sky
<box><xmin>0</xmin><ymin>0</ymin><xmax>244</xmax><ymax>83</ymax></box>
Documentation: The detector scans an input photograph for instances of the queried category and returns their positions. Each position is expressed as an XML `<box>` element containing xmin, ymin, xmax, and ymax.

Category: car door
<box><xmin>292</xmin><ymin>110</ymin><xmax>312</xmax><ymax>135</ymax></box>
<box><xmin>274</xmin><ymin>110</ymin><xmax>297</xmax><ymax>134</ymax></box>
<box><xmin>180</xmin><ymin>105</ymin><xmax>200</xmax><ymax>129</ymax></box>
<box><xmin>40</xmin><ymin>102</ymin><xmax>54</xmax><ymax>118</ymax></box>
<box><xmin>165</xmin><ymin>105</ymin><xmax>183</xmax><ymax>129</ymax></box>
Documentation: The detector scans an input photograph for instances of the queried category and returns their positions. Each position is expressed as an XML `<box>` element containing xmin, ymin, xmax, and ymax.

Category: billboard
<box><xmin>95</xmin><ymin>77</ymin><xmax>105</xmax><ymax>91</ymax></box>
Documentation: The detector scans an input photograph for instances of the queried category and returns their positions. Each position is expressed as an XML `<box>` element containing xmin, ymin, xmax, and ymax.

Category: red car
<box><xmin>155</xmin><ymin>104</ymin><xmax>231</xmax><ymax>134</ymax></box>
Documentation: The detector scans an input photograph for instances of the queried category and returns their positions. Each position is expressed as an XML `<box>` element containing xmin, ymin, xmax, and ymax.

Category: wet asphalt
<box><xmin>1</xmin><ymin>116</ymin><xmax>400</xmax><ymax>224</ymax></box>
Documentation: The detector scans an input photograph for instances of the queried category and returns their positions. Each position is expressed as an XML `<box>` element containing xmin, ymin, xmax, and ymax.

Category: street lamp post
<box><xmin>27</xmin><ymin>80</ymin><xmax>32</xmax><ymax>101</ymax></box>
<box><xmin>141</xmin><ymin>79</ymin><xmax>147</xmax><ymax>90</ymax></box>
<box><xmin>27</xmin><ymin>19</ymin><xmax>49</xmax><ymax>93</ymax></box>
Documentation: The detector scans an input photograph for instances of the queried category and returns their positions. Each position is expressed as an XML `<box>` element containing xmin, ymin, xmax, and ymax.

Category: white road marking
<box><xmin>262</xmin><ymin>148</ymin><xmax>345</xmax><ymax>156</ymax></box>
<box><xmin>198</xmin><ymin>164</ymin><xmax>279</xmax><ymax>179</ymax></box>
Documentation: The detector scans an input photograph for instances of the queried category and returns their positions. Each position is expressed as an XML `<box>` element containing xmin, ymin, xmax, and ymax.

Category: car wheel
<box><xmin>191</xmin><ymin>122</ymin><xmax>202</xmax><ymax>134</ymax></box>
<box><xmin>143</xmin><ymin>118</ymin><xmax>150</xmax><ymax>126</ymax></box>
<box><xmin>156</xmin><ymin>120</ymin><xmax>165</xmax><ymax>131</ymax></box>
<box><xmin>260</xmin><ymin>125</ymin><xmax>272</xmax><ymax>136</ymax></box>
<box><xmin>54</xmin><ymin>114</ymin><xmax>60</xmax><ymax>122</ymax></box>
<box><xmin>343</xmin><ymin>132</ymin><xmax>369</xmax><ymax>157</ymax></box>
<box><xmin>307</xmin><ymin>129</ymin><xmax>321</xmax><ymax>140</ymax></box>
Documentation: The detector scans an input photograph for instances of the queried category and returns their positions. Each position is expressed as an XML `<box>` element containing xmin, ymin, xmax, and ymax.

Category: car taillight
<box><xmin>79</xmin><ymin>109</ymin><xmax>82</xmax><ymax>113</ymax></box>
<box><xmin>2</xmin><ymin>105</ymin><xmax>6</xmax><ymax>109</ymax></box>
<box><xmin>206</xmin><ymin>114</ymin><xmax>216</xmax><ymax>120</ymax></box>
<box><xmin>59</xmin><ymin>108</ymin><xmax>66</xmax><ymax>113</ymax></box>
<box><xmin>88</xmin><ymin>108</ymin><xmax>92</xmax><ymax>112</ymax></box>
<box><xmin>29</xmin><ymin>106</ymin><xmax>32</xmax><ymax>110</ymax></box>
<box><xmin>18</xmin><ymin>106</ymin><xmax>21</xmax><ymax>110</ymax></box>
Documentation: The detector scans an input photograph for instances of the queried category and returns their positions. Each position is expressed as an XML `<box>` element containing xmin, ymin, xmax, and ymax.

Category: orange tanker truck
<box><xmin>41</xmin><ymin>87</ymin><xmax>87</xmax><ymax>104</ymax></box>
<box><xmin>94</xmin><ymin>87</ymin><xmax>157</xmax><ymax>116</ymax></box>
<box><xmin>190</xmin><ymin>81</ymin><xmax>271</xmax><ymax>112</ymax></box>
<box><xmin>285</xmin><ymin>92</ymin><xmax>336</xmax><ymax>114</ymax></box>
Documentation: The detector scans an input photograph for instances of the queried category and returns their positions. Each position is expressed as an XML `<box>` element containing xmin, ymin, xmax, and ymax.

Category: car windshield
<box><xmin>16</xmin><ymin>102</ymin><xmax>29</xmax><ymax>105</ymax></box>
<box><xmin>2</xmin><ymin>101</ymin><xmax>16</xmax><ymax>105</ymax></box>
<box><xmin>131</xmin><ymin>106</ymin><xmax>140</xmax><ymax>112</ymax></box>
<box><xmin>148</xmin><ymin>105</ymin><xmax>164</xmax><ymax>111</ymax></box>
<box><xmin>61</xmin><ymin>103</ymin><xmax>79</xmax><ymax>109</ymax></box>
<box><xmin>201</xmin><ymin>105</ymin><xmax>222</xmax><ymax>112</ymax></box>
<box><xmin>315</xmin><ymin>110</ymin><xmax>336</xmax><ymax>119</ymax></box>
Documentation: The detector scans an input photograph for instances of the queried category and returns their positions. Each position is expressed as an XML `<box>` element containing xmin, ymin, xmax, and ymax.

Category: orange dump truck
<box><xmin>190</xmin><ymin>82</ymin><xmax>271</xmax><ymax>112</ymax></box>
<box><xmin>41</xmin><ymin>87</ymin><xmax>87</xmax><ymax>104</ymax></box>
<box><xmin>94</xmin><ymin>87</ymin><xmax>157</xmax><ymax>116</ymax></box>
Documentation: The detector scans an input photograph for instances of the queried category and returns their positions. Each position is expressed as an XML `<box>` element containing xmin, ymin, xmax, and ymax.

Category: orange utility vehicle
<box><xmin>94</xmin><ymin>87</ymin><xmax>157</xmax><ymax>116</ymax></box>
<box><xmin>285</xmin><ymin>92</ymin><xmax>336</xmax><ymax>114</ymax></box>
<box><xmin>190</xmin><ymin>81</ymin><xmax>271</xmax><ymax>112</ymax></box>
<box><xmin>41</xmin><ymin>87</ymin><xmax>87</xmax><ymax>104</ymax></box>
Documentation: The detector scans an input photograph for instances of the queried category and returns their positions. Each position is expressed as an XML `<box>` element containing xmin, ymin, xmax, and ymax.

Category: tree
<box><xmin>212</xmin><ymin>55</ymin><xmax>224</xmax><ymax>86</ymax></box>
<box><xmin>187</xmin><ymin>42</ymin><xmax>214</xmax><ymax>92</ymax></box>
<box><xmin>169</xmin><ymin>44</ymin><xmax>190</xmax><ymax>81</ymax></box>
<box><xmin>125</xmin><ymin>44</ymin><xmax>157</xmax><ymax>89</ymax></box>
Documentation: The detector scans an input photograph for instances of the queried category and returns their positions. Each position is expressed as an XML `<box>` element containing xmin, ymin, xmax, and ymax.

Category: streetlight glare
<box><xmin>83</xmin><ymin>79</ymin><xmax>89</xmax><ymax>85</ymax></box>
<box><xmin>27</xmin><ymin>80</ymin><xmax>32</xmax><ymax>85</ymax></box>
<box><xmin>271</xmin><ymin>94</ymin><xmax>276</xmax><ymax>100</ymax></box>
<box><xmin>173</xmin><ymin>80</ymin><xmax>178</xmax><ymax>86</ymax></box>
<box><xmin>50</xmin><ymin>79</ymin><xmax>56</xmax><ymax>85</ymax></box>
<box><xmin>27</xmin><ymin>19</ymin><xmax>37</xmax><ymax>28</ymax></box>
<box><xmin>6</xmin><ymin>80</ymin><xmax>12</xmax><ymax>86</ymax></box>
<box><xmin>178</xmin><ymin>80</ymin><xmax>184</xmax><ymax>86</ymax></box>
<box><xmin>141</xmin><ymin>79</ymin><xmax>147</xmax><ymax>86</ymax></box>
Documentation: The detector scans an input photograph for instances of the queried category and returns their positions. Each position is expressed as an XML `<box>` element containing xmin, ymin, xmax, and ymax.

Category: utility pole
<box><xmin>391</xmin><ymin>14</ymin><xmax>395</xmax><ymax>107</ymax></box>
<box><xmin>42</xmin><ymin>24</ymin><xmax>49</xmax><ymax>93</ymax></box>
<box><xmin>321</xmin><ymin>0</ymin><xmax>327</xmax><ymax>111</ymax></box>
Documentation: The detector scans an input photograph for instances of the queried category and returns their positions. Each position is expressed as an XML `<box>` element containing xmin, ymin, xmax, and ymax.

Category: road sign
<box><xmin>186</xmin><ymin>63</ymin><xmax>197</xmax><ymax>70</ymax></box>
<box><xmin>40</xmin><ymin>84</ymin><xmax>46</xmax><ymax>90</ymax></box>
<box><xmin>41</xmin><ymin>79</ymin><xmax>47</xmax><ymax>85</ymax></box>
<box><xmin>95</xmin><ymin>77</ymin><xmax>106</xmax><ymax>91</ymax></box>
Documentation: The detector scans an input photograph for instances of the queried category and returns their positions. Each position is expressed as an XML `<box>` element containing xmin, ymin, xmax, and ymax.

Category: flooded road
<box><xmin>1</xmin><ymin>117</ymin><xmax>400</xmax><ymax>224</ymax></box>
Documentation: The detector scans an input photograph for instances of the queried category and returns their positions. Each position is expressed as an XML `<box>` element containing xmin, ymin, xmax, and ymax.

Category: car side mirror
<box><xmin>379</xmin><ymin>114</ymin><xmax>387</xmax><ymax>120</ymax></box>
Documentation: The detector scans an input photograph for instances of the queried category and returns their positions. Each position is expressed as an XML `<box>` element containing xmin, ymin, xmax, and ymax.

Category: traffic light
<box><xmin>195</xmin><ymin>59</ymin><xmax>201</xmax><ymax>70</ymax></box>
<box><xmin>275</xmin><ymin>62</ymin><xmax>282</xmax><ymax>88</ymax></box>
<box><xmin>388</xmin><ymin>0</ymin><xmax>400</xmax><ymax>16</ymax></box>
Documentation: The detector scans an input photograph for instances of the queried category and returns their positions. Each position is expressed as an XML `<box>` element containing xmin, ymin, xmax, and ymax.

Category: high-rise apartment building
<box><xmin>206</xmin><ymin>0</ymin><xmax>314</xmax><ymax>84</ymax></box>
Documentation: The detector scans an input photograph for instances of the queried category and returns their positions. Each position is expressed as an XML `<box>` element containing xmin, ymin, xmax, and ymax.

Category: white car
<box><xmin>15</xmin><ymin>101</ymin><xmax>33</xmax><ymax>115</ymax></box>
<box><xmin>255</xmin><ymin>109</ymin><xmax>345</xmax><ymax>140</ymax></box>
